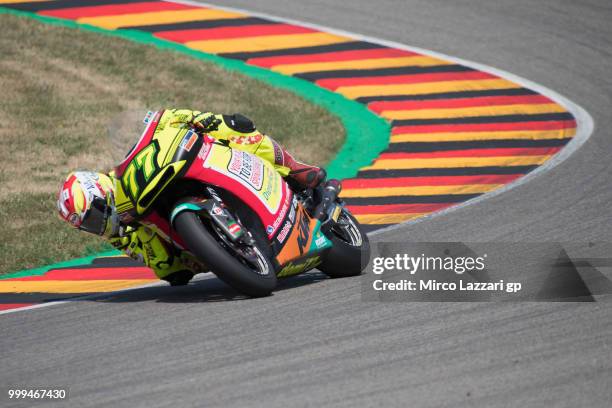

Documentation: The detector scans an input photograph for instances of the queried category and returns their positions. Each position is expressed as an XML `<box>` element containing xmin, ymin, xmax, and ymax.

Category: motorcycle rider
<box><xmin>57</xmin><ymin>109</ymin><xmax>327</xmax><ymax>286</ymax></box>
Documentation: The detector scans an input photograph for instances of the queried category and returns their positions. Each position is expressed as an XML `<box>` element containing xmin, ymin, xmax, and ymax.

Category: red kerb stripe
<box><xmin>318</xmin><ymin>71</ymin><xmax>495</xmax><ymax>90</ymax></box>
<box><xmin>346</xmin><ymin>203</ymin><xmax>453</xmax><ymax>214</ymax></box>
<box><xmin>369</xmin><ymin>94</ymin><xmax>554</xmax><ymax>113</ymax></box>
<box><xmin>342</xmin><ymin>174</ymin><xmax>523</xmax><ymax>189</ymax></box>
<box><xmin>155</xmin><ymin>24</ymin><xmax>315</xmax><ymax>43</ymax></box>
<box><xmin>391</xmin><ymin>120</ymin><xmax>577</xmax><ymax>135</ymax></box>
<box><xmin>247</xmin><ymin>48</ymin><xmax>415</xmax><ymax>67</ymax></box>
<box><xmin>7</xmin><ymin>267</ymin><xmax>156</xmax><ymax>281</ymax></box>
<box><xmin>377</xmin><ymin>146</ymin><xmax>562</xmax><ymax>160</ymax></box>
<box><xmin>0</xmin><ymin>303</ymin><xmax>35</xmax><ymax>312</ymax></box>
<box><xmin>40</xmin><ymin>2</ymin><xmax>194</xmax><ymax>19</ymax></box>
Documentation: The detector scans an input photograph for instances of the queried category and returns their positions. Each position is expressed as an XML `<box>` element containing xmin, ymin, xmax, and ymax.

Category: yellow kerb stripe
<box><xmin>342</xmin><ymin>184</ymin><xmax>502</xmax><ymax>198</ymax></box>
<box><xmin>390</xmin><ymin>128</ymin><xmax>576</xmax><ymax>142</ymax></box>
<box><xmin>186</xmin><ymin>32</ymin><xmax>351</xmax><ymax>53</ymax></box>
<box><xmin>337</xmin><ymin>79</ymin><xmax>521</xmax><ymax>99</ymax></box>
<box><xmin>271</xmin><ymin>56</ymin><xmax>450</xmax><ymax>75</ymax></box>
<box><xmin>363</xmin><ymin>155</ymin><xmax>552</xmax><ymax>170</ymax></box>
<box><xmin>78</xmin><ymin>9</ymin><xmax>246</xmax><ymax>30</ymax></box>
<box><xmin>355</xmin><ymin>213</ymin><xmax>427</xmax><ymax>224</ymax></box>
<box><xmin>0</xmin><ymin>280</ymin><xmax>156</xmax><ymax>294</ymax></box>
<box><xmin>381</xmin><ymin>103</ymin><xmax>567</xmax><ymax>120</ymax></box>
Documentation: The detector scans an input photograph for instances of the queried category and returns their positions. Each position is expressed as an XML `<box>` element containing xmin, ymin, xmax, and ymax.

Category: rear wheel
<box><xmin>318</xmin><ymin>209</ymin><xmax>370</xmax><ymax>278</ymax></box>
<box><xmin>173</xmin><ymin>211</ymin><xmax>277</xmax><ymax>297</ymax></box>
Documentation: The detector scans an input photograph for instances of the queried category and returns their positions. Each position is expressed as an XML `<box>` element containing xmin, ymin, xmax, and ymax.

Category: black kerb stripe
<box><xmin>386</xmin><ymin>138</ymin><xmax>570</xmax><ymax>153</ymax></box>
<box><xmin>295</xmin><ymin>64</ymin><xmax>473</xmax><ymax>80</ymax></box>
<box><xmin>4</xmin><ymin>0</ymin><xmax>147</xmax><ymax>12</ymax></box>
<box><xmin>127</xmin><ymin>17</ymin><xmax>278</xmax><ymax>33</ymax></box>
<box><xmin>343</xmin><ymin>194</ymin><xmax>481</xmax><ymax>205</ymax></box>
<box><xmin>356</xmin><ymin>88</ymin><xmax>538</xmax><ymax>104</ymax></box>
<box><xmin>391</xmin><ymin>112</ymin><xmax>574</xmax><ymax>127</ymax></box>
<box><xmin>355</xmin><ymin>166</ymin><xmax>537</xmax><ymax>178</ymax></box>
<box><xmin>218</xmin><ymin>41</ymin><xmax>384</xmax><ymax>60</ymax></box>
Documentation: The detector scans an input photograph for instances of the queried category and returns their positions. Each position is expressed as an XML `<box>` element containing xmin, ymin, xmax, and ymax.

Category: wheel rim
<box><xmin>332</xmin><ymin>211</ymin><xmax>363</xmax><ymax>247</ymax></box>
<box><xmin>239</xmin><ymin>244</ymin><xmax>271</xmax><ymax>276</ymax></box>
<box><xmin>205</xmin><ymin>219</ymin><xmax>271</xmax><ymax>276</ymax></box>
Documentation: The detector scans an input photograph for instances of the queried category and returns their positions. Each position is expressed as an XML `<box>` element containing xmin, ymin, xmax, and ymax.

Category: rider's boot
<box><xmin>163</xmin><ymin>269</ymin><xmax>195</xmax><ymax>287</ymax></box>
<box><xmin>312</xmin><ymin>179</ymin><xmax>342</xmax><ymax>221</ymax></box>
<box><xmin>272</xmin><ymin>141</ymin><xmax>327</xmax><ymax>190</ymax></box>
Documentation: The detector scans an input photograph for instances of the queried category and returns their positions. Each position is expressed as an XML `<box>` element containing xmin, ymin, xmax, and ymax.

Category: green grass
<box><xmin>0</xmin><ymin>13</ymin><xmax>345</xmax><ymax>274</ymax></box>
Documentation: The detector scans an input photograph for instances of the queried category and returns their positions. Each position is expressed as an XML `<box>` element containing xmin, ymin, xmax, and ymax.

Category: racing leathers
<box><xmin>109</xmin><ymin>109</ymin><xmax>325</xmax><ymax>285</ymax></box>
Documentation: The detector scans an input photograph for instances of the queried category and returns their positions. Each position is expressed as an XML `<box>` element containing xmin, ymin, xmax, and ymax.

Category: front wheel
<box><xmin>318</xmin><ymin>208</ymin><xmax>370</xmax><ymax>278</ymax></box>
<box><xmin>173</xmin><ymin>211</ymin><xmax>277</xmax><ymax>297</ymax></box>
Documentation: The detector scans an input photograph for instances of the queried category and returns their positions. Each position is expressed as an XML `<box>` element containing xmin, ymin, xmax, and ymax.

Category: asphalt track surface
<box><xmin>2</xmin><ymin>1</ymin><xmax>612</xmax><ymax>407</ymax></box>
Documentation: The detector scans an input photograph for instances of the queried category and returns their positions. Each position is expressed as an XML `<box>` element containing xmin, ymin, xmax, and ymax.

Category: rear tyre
<box><xmin>173</xmin><ymin>211</ymin><xmax>277</xmax><ymax>297</ymax></box>
<box><xmin>318</xmin><ymin>209</ymin><xmax>370</xmax><ymax>278</ymax></box>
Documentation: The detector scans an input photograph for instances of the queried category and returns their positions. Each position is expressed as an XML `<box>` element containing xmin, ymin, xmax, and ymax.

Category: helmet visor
<box><xmin>79</xmin><ymin>197</ymin><xmax>109</xmax><ymax>235</ymax></box>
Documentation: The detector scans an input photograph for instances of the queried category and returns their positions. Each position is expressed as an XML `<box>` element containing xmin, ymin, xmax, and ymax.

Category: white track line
<box><xmin>1</xmin><ymin>1</ymin><xmax>593</xmax><ymax>315</ymax></box>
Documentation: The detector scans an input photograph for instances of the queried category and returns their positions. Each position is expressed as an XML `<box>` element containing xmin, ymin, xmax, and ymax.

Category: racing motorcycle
<box><xmin>112</xmin><ymin>111</ymin><xmax>370</xmax><ymax>297</ymax></box>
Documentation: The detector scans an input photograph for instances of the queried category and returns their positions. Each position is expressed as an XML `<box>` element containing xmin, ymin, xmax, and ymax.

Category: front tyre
<box><xmin>318</xmin><ymin>209</ymin><xmax>370</xmax><ymax>278</ymax></box>
<box><xmin>173</xmin><ymin>211</ymin><xmax>277</xmax><ymax>297</ymax></box>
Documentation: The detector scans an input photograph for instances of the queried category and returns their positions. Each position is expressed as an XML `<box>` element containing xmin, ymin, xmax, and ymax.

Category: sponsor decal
<box><xmin>278</xmin><ymin>256</ymin><xmax>322</xmax><ymax>278</ymax></box>
<box><xmin>73</xmin><ymin>171</ymin><xmax>104</xmax><ymax>207</ymax></box>
<box><xmin>76</xmin><ymin>172</ymin><xmax>102</xmax><ymax>196</ymax></box>
<box><xmin>179</xmin><ymin>131</ymin><xmax>198</xmax><ymax>152</ymax></box>
<box><xmin>314</xmin><ymin>234</ymin><xmax>328</xmax><ymax>249</ymax></box>
<box><xmin>228</xmin><ymin>223</ymin><xmax>242</xmax><ymax>236</ymax></box>
<box><xmin>266</xmin><ymin>225</ymin><xmax>274</xmax><ymax>234</ymax></box>
<box><xmin>261</xmin><ymin>166</ymin><xmax>275</xmax><ymax>200</ymax></box>
<box><xmin>227</xmin><ymin>150</ymin><xmax>264</xmax><ymax>190</ymax></box>
<box><xmin>276</xmin><ymin>221</ymin><xmax>292</xmax><ymax>244</ymax></box>
<box><xmin>143</xmin><ymin>110</ymin><xmax>155</xmax><ymax>124</ymax></box>
<box><xmin>212</xmin><ymin>205</ymin><xmax>223</xmax><ymax>215</ymax></box>
<box><xmin>269</xmin><ymin>193</ymin><xmax>291</xmax><ymax>234</ymax></box>
<box><xmin>288</xmin><ymin>196</ymin><xmax>297</xmax><ymax>223</ymax></box>
<box><xmin>297</xmin><ymin>208</ymin><xmax>311</xmax><ymax>254</ymax></box>
<box><xmin>202</xmin><ymin>145</ymin><xmax>283</xmax><ymax>215</ymax></box>
<box><xmin>230</xmin><ymin>133</ymin><xmax>263</xmax><ymax>145</ymax></box>
<box><xmin>144</xmin><ymin>242</ymin><xmax>155</xmax><ymax>262</ymax></box>
<box><xmin>331</xmin><ymin>205</ymin><xmax>342</xmax><ymax>222</ymax></box>
<box><xmin>198</xmin><ymin>141</ymin><xmax>212</xmax><ymax>161</ymax></box>
<box><xmin>272</xmin><ymin>140</ymin><xmax>284</xmax><ymax>166</ymax></box>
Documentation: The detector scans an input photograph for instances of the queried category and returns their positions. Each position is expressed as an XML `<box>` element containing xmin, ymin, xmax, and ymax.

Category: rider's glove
<box><xmin>192</xmin><ymin>113</ymin><xmax>222</xmax><ymax>133</ymax></box>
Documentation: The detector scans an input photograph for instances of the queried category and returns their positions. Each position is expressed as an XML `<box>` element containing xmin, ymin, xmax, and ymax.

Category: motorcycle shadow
<box><xmin>90</xmin><ymin>270</ymin><xmax>328</xmax><ymax>304</ymax></box>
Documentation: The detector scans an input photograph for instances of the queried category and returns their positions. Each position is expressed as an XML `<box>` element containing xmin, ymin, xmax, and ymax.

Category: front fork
<box><xmin>170</xmin><ymin>187</ymin><xmax>255</xmax><ymax>246</ymax></box>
